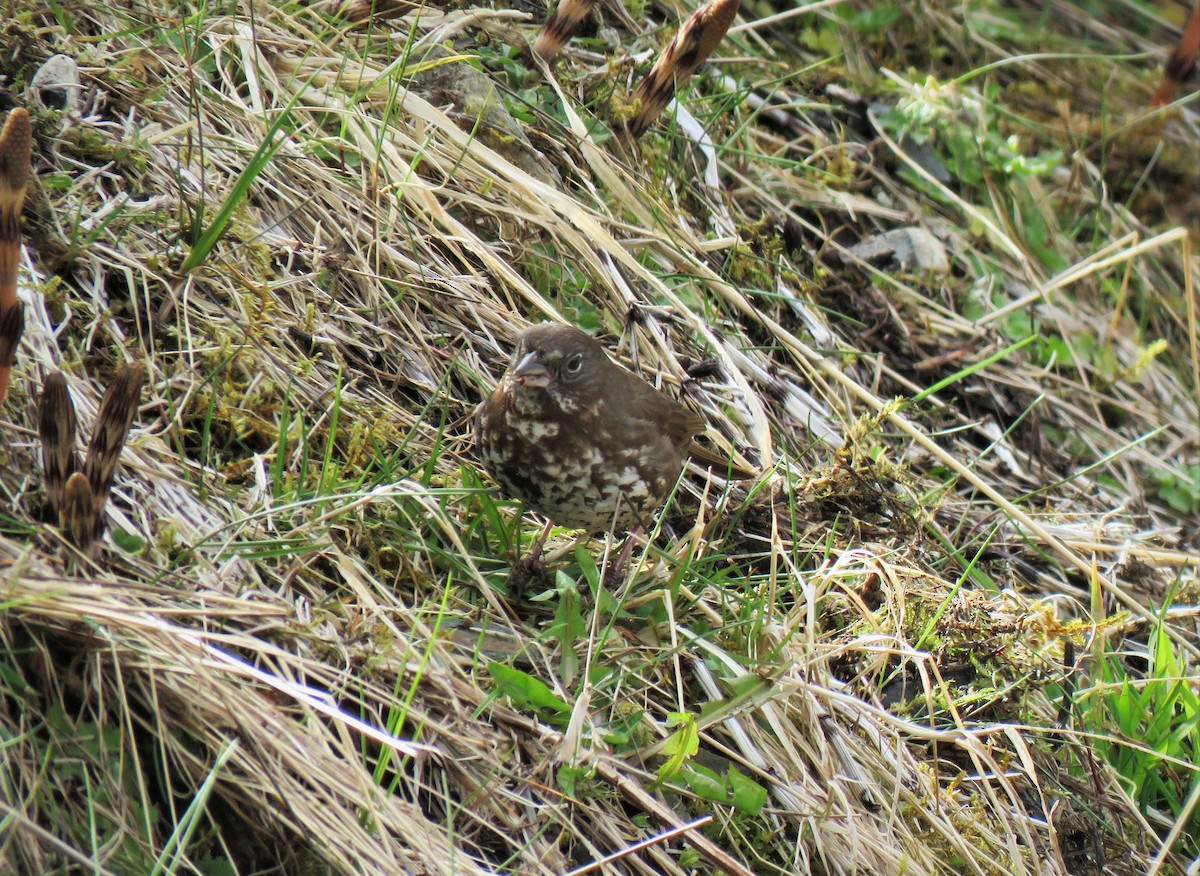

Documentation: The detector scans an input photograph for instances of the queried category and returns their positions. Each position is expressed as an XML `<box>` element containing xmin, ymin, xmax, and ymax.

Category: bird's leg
<box><xmin>511</xmin><ymin>518</ymin><xmax>554</xmax><ymax>598</ymax></box>
<box><xmin>601</xmin><ymin>526</ymin><xmax>644</xmax><ymax>588</ymax></box>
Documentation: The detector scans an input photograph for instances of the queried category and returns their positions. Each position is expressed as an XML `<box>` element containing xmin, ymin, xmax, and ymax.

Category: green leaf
<box><xmin>488</xmin><ymin>662</ymin><xmax>571</xmax><ymax>717</ymax></box>
<box><xmin>557</xmin><ymin>762</ymin><xmax>591</xmax><ymax>798</ymax></box>
<box><xmin>727</xmin><ymin>766</ymin><xmax>768</xmax><ymax>814</ymax></box>
<box><xmin>656</xmin><ymin>712</ymin><xmax>699</xmax><ymax>783</ymax></box>
<box><xmin>681</xmin><ymin>764</ymin><xmax>727</xmax><ymax>802</ymax></box>
<box><xmin>110</xmin><ymin>527</ymin><xmax>146</xmax><ymax>554</ymax></box>
<box><xmin>601</xmin><ymin>709</ymin><xmax>644</xmax><ymax>747</ymax></box>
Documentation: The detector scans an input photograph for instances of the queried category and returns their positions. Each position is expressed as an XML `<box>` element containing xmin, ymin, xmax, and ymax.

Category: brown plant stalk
<box><xmin>1153</xmin><ymin>0</ymin><xmax>1200</xmax><ymax>107</ymax></box>
<box><xmin>533</xmin><ymin>0</ymin><xmax>597</xmax><ymax>60</ymax></box>
<box><xmin>0</xmin><ymin>107</ymin><xmax>31</xmax><ymax>408</ymax></box>
<box><xmin>60</xmin><ymin>471</ymin><xmax>97</xmax><ymax>554</ymax></box>
<box><xmin>38</xmin><ymin>364</ymin><xmax>145</xmax><ymax>554</ymax></box>
<box><xmin>83</xmin><ymin>362</ymin><xmax>147</xmax><ymax>526</ymax></box>
<box><xmin>38</xmin><ymin>372</ymin><xmax>80</xmax><ymax>519</ymax></box>
<box><xmin>624</xmin><ymin>0</ymin><xmax>739</xmax><ymax>140</ymax></box>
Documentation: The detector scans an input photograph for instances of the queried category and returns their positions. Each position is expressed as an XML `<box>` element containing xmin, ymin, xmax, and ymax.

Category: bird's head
<box><xmin>507</xmin><ymin>324</ymin><xmax>608</xmax><ymax>412</ymax></box>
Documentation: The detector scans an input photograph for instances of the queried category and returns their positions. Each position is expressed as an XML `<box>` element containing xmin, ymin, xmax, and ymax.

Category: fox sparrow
<box><xmin>475</xmin><ymin>323</ymin><xmax>707</xmax><ymax>534</ymax></box>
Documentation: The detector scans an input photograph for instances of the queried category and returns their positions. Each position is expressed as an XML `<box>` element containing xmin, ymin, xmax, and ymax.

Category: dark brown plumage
<box><xmin>475</xmin><ymin>324</ymin><xmax>706</xmax><ymax>534</ymax></box>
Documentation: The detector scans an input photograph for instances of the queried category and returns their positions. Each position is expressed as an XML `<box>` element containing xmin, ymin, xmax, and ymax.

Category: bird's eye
<box><xmin>563</xmin><ymin>354</ymin><xmax>584</xmax><ymax>377</ymax></box>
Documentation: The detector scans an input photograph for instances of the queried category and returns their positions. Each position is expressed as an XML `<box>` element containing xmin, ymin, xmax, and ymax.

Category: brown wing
<box><xmin>685</xmin><ymin>440</ymin><xmax>757</xmax><ymax>479</ymax></box>
<box><xmin>625</xmin><ymin>382</ymin><xmax>756</xmax><ymax>478</ymax></box>
<box><xmin>613</xmin><ymin>366</ymin><xmax>705</xmax><ymax>450</ymax></box>
<box><xmin>474</xmin><ymin>382</ymin><xmax>509</xmax><ymax>440</ymax></box>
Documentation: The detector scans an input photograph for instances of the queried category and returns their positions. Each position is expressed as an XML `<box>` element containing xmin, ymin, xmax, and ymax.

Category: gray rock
<box><xmin>844</xmin><ymin>227</ymin><xmax>950</xmax><ymax>274</ymax></box>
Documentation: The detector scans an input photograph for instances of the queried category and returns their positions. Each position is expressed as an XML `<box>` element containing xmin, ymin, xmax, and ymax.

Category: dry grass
<box><xmin>0</xmin><ymin>0</ymin><xmax>1198</xmax><ymax>873</ymax></box>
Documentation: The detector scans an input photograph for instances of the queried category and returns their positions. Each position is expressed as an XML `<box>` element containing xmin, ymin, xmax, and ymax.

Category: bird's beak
<box><xmin>511</xmin><ymin>350</ymin><xmax>551</xmax><ymax>388</ymax></box>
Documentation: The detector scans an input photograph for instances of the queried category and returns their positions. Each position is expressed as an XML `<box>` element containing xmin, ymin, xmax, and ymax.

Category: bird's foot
<box><xmin>600</xmin><ymin>532</ymin><xmax>639</xmax><ymax>589</ymax></box>
<box><xmin>509</xmin><ymin>551</ymin><xmax>550</xmax><ymax>600</ymax></box>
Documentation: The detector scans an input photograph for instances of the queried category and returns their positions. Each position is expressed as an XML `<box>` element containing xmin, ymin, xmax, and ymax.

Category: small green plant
<box><xmin>1078</xmin><ymin>615</ymin><xmax>1200</xmax><ymax>857</ymax></box>
<box><xmin>1151</xmin><ymin>465</ymin><xmax>1200</xmax><ymax>514</ymax></box>
<box><xmin>654</xmin><ymin>711</ymin><xmax>700</xmax><ymax>784</ymax></box>
<box><xmin>41</xmin><ymin>704</ymin><xmax>162</xmax><ymax>872</ymax></box>
<box><xmin>676</xmin><ymin>762</ymin><xmax>768</xmax><ymax>815</ymax></box>
<box><xmin>880</xmin><ymin>77</ymin><xmax>1063</xmax><ymax>192</ymax></box>
<box><xmin>877</xmin><ymin>76</ymin><xmax>1066</xmax><ymax>271</ymax></box>
<box><xmin>488</xmin><ymin>661</ymin><xmax>573</xmax><ymax>727</ymax></box>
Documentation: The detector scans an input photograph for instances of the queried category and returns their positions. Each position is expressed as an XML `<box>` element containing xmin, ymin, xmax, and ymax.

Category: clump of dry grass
<box><xmin>0</xmin><ymin>0</ymin><xmax>1197</xmax><ymax>874</ymax></box>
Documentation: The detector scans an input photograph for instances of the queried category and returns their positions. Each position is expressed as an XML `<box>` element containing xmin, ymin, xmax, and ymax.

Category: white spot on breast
<box><xmin>614</xmin><ymin>466</ymin><xmax>639</xmax><ymax>487</ymax></box>
<box><xmin>515</xmin><ymin>417</ymin><xmax>560</xmax><ymax>441</ymax></box>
